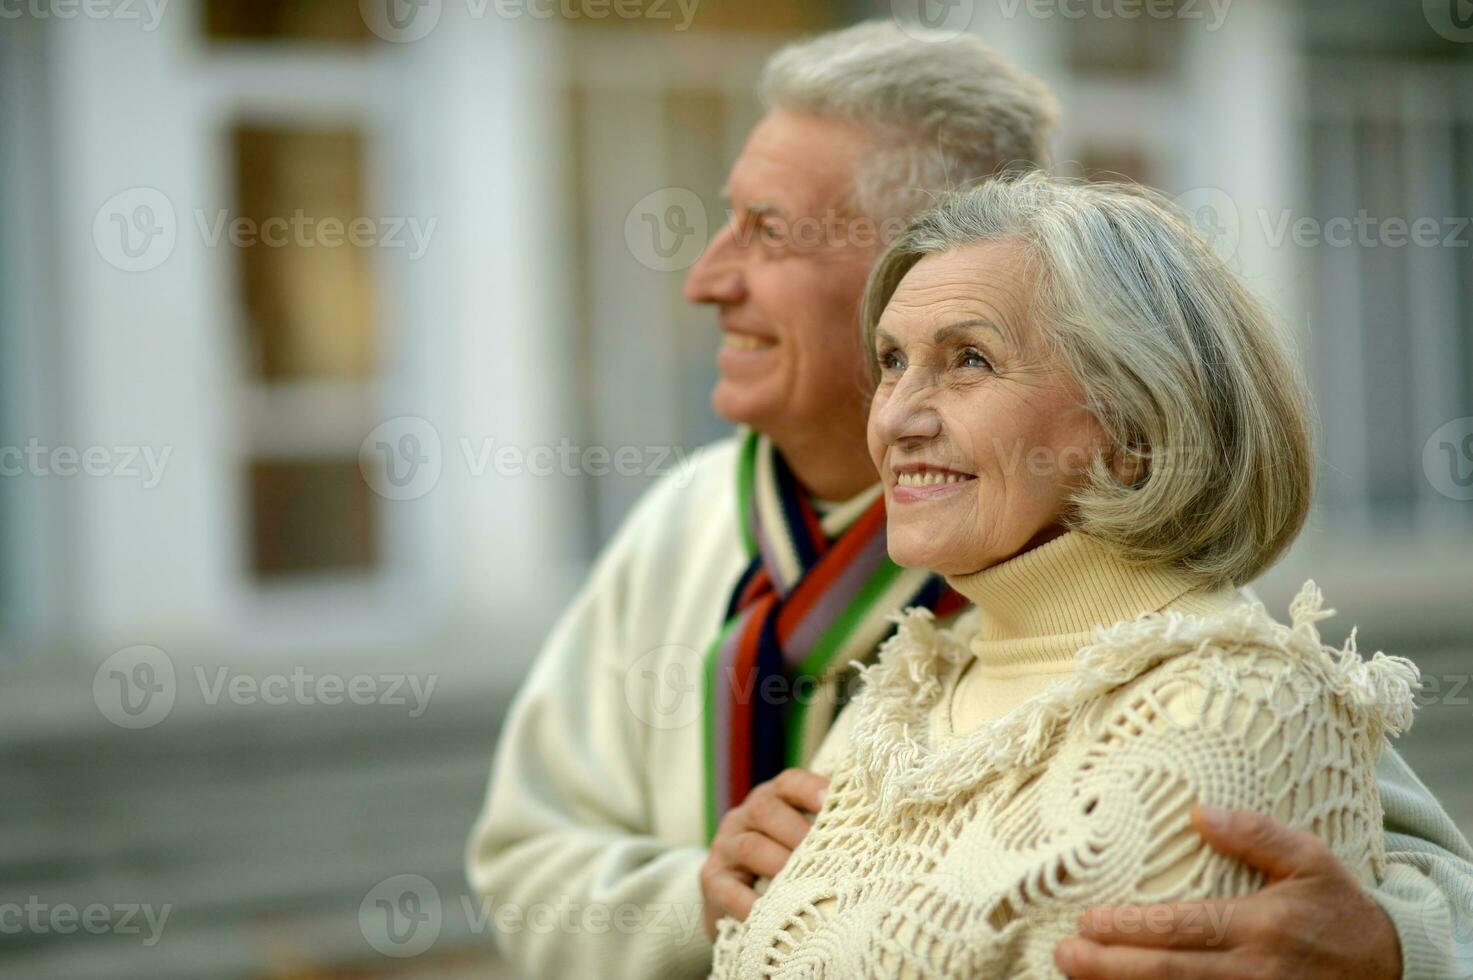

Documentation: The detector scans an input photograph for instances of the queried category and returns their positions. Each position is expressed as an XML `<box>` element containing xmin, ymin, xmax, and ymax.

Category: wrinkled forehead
<box><xmin>880</xmin><ymin>243</ymin><xmax>1038</xmax><ymax>350</ymax></box>
<box><xmin>722</xmin><ymin>110</ymin><xmax>872</xmax><ymax>217</ymax></box>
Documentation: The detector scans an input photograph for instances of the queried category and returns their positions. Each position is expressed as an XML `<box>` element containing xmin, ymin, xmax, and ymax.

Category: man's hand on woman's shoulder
<box><xmin>1056</xmin><ymin>806</ymin><xmax>1403</xmax><ymax>979</ymax></box>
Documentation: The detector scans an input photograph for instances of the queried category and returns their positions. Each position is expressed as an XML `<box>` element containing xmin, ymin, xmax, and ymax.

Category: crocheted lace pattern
<box><xmin>709</xmin><ymin>583</ymin><xmax>1418</xmax><ymax>979</ymax></box>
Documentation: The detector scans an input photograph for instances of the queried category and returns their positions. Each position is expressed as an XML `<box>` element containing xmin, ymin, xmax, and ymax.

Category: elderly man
<box><xmin>467</xmin><ymin>21</ymin><xmax>1473</xmax><ymax>980</ymax></box>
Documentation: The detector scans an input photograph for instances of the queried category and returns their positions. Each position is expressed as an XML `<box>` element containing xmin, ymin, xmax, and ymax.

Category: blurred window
<box><xmin>1304</xmin><ymin>57</ymin><xmax>1473</xmax><ymax>531</ymax></box>
<box><xmin>203</xmin><ymin>0</ymin><xmax>373</xmax><ymax>44</ymax></box>
<box><xmin>228</xmin><ymin>123</ymin><xmax>381</xmax><ymax>579</ymax></box>
<box><xmin>1065</xmin><ymin>4</ymin><xmax>1183</xmax><ymax>77</ymax></box>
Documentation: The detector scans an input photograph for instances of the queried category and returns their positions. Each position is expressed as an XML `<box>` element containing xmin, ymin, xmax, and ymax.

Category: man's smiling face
<box><xmin>683</xmin><ymin>110</ymin><xmax>881</xmax><ymax>483</ymax></box>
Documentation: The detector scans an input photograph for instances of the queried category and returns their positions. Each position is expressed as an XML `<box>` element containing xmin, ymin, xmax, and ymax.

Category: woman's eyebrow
<box><xmin>875</xmin><ymin>319</ymin><xmax>1006</xmax><ymax>350</ymax></box>
<box><xmin>934</xmin><ymin>319</ymin><xmax>1006</xmax><ymax>345</ymax></box>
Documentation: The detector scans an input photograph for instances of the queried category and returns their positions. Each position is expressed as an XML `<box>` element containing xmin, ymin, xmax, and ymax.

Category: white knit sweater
<box><xmin>468</xmin><ymin>440</ymin><xmax>1473</xmax><ymax>979</ymax></box>
<box><xmin>710</xmin><ymin>532</ymin><xmax>1421</xmax><ymax>979</ymax></box>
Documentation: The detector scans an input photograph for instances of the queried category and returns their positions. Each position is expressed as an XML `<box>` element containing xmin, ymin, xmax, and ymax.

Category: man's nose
<box><xmin>683</xmin><ymin>220</ymin><xmax>745</xmax><ymax>305</ymax></box>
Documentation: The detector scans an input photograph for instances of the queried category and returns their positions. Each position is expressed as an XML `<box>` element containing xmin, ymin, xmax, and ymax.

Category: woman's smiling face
<box><xmin>867</xmin><ymin>240</ymin><xmax>1109</xmax><ymax>577</ymax></box>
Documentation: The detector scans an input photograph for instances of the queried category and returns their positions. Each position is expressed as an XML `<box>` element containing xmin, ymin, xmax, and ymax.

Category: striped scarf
<box><xmin>702</xmin><ymin>431</ymin><xmax>967</xmax><ymax>839</ymax></box>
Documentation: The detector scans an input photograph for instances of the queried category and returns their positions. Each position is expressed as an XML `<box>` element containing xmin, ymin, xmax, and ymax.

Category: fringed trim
<box><xmin>1288</xmin><ymin>582</ymin><xmax>1420</xmax><ymax>737</ymax></box>
<box><xmin>846</xmin><ymin>580</ymin><xmax>1420</xmax><ymax>814</ymax></box>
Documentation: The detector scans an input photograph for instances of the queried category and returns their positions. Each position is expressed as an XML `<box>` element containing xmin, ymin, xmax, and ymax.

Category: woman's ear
<box><xmin>1108</xmin><ymin>441</ymin><xmax>1150</xmax><ymax>488</ymax></box>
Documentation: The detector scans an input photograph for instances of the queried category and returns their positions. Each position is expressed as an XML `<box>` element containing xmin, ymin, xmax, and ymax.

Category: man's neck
<box><xmin>769</xmin><ymin>426</ymin><xmax>877</xmax><ymax>502</ymax></box>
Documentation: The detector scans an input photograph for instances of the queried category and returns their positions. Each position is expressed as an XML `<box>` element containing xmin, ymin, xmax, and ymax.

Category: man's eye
<box><xmin>759</xmin><ymin>220</ymin><xmax>784</xmax><ymax>243</ymax></box>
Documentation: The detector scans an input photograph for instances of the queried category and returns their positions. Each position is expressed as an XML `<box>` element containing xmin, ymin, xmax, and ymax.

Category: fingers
<box><xmin>700</xmin><ymin>864</ymin><xmax>759</xmax><ymax>925</ymax></box>
<box><xmin>770</xmin><ymin>767</ymin><xmax>829</xmax><ymax>815</ymax></box>
<box><xmin>1055</xmin><ymin>937</ymin><xmax>1246</xmax><ymax>980</ymax></box>
<box><xmin>701</xmin><ymin>768</ymin><xmax>830</xmax><ymax>930</ymax></box>
<box><xmin>714</xmin><ymin>829</ymin><xmax>792</xmax><ymax>880</ymax></box>
<box><xmin>1190</xmin><ymin>806</ymin><xmax>1335</xmax><ymax>882</ymax></box>
<box><xmin>745</xmin><ymin>785</ymin><xmax>820</xmax><ymax>851</ymax></box>
<box><xmin>1077</xmin><ymin>900</ymin><xmax>1243</xmax><ymax>951</ymax></box>
<box><xmin>722</xmin><ymin>769</ymin><xmax>827</xmax><ymax>851</ymax></box>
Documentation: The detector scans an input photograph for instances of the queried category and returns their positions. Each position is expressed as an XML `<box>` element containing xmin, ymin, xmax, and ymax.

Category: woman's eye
<box><xmin>878</xmin><ymin>350</ymin><xmax>904</xmax><ymax>372</ymax></box>
<box><xmin>958</xmin><ymin>347</ymin><xmax>991</xmax><ymax>370</ymax></box>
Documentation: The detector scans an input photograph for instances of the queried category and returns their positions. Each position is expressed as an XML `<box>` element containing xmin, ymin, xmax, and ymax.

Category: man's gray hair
<box><xmin>759</xmin><ymin>20</ymin><xmax>1060</xmax><ymax>225</ymax></box>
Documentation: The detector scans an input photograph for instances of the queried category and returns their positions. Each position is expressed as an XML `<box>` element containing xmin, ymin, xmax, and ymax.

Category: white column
<box><xmin>400</xmin><ymin>6</ymin><xmax>580</xmax><ymax>666</ymax></box>
<box><xmin>47</xmin><ymin>6</ymin><xmax>232</xmax><ymax>652</ymax></box>
<box><xmin>1175</xmin><ymin>0</ymin><xmax>1301</xmax><ymax>318</ymax></box>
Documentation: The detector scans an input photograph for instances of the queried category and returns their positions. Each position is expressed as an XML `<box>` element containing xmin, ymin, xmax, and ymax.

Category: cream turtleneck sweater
<box><xmin>710</xmin><ymin>532</ymin><xmax>1419</xmax><ymax>980</ymax></box>
<box><xmin>946</xmin><ymin>533</ymin><xmax>1243</xmax><ymax>734</ymax></box>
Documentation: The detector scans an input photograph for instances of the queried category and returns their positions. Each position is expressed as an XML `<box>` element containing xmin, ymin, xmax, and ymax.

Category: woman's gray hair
<box><xmin>759</xmin><ymin>20</ymin><xmax>1059</xmax><ymax>225</ymax></box>
<box><xmin>861</xmin><ymin>174</ymin><xmax>1315</xmax><ymax>586</ymax></box>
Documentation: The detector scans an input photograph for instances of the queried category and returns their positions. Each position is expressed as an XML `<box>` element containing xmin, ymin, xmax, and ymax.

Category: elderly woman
<box><xmin>707</xmin><ymin>175</ymin><xmax>1419</xmax><ymax>979</ymax></box>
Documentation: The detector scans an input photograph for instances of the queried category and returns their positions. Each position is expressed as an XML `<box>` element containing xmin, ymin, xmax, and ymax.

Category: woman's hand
<box><xmin>700</xmin><ymin>768</ymin><xmax>829</xmax><ymax>939</ymax></box>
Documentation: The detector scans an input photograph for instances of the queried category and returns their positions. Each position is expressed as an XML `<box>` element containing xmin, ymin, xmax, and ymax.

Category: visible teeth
<box><xmin>896</xmin><ymin>471</ymin><xmax>971</xmax><ymax>487</ymax></box>
<box><xmin>723</xmin><ymin>333</ymin><xmax>775</xmax><ymax>352</ymax></box>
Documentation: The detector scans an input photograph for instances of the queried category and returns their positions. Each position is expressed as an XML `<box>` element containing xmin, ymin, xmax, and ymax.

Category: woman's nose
<box><xmin>874</xmin><ymin>372</ymin><xmax>942</xmax><ymax>445</ymax></box>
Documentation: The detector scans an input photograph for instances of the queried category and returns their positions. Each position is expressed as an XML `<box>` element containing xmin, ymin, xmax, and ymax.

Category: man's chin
<box><xmin>710</xmin><ymin>382</ymin><xmax>781</xmax><ymax>433</ymax></box>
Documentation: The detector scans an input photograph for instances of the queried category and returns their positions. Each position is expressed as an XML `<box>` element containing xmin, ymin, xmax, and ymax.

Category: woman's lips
<box><xmin>890</xmin><ymin>467</ymin><xmax>977</xmax><ymax>503</ymax></box>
